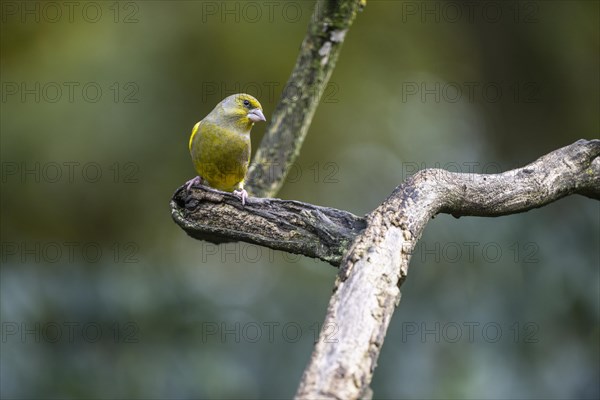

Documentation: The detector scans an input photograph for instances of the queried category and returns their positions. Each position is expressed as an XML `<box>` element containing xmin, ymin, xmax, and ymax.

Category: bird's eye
<box><xmin>243</xmin><ymin>99</ymin><xmax>250</xmax><ymax>107</ymax></box>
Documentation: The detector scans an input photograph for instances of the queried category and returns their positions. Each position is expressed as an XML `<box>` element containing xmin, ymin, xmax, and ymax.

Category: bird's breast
<box><xmin>190</xmin><ymin>122</ymin><xmax>251</xmax><ymax>191</ymax></box>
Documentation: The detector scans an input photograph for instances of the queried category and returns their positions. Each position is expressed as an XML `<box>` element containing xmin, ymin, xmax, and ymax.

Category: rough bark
<box><xmin>170</xmin><ymin>139</ymin><xmax>600</xmax><ymax>399</ymax></box>
<box><xmin>171</xmin><ymin>188</ymin><xmax>366</xmax><ymax>266</ymax></box>
<box><xmin>295</xmin><ymin>140</ymin><xmax>599</xmax><ymax>399</ymax></box>
<box><xmin>246</xmin><ymin>0</ymin><xmax>364</xmax><ymax>198</ymax></box>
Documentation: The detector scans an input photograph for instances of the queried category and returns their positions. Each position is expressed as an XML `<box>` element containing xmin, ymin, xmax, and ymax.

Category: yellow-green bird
<box><xmin>186</xmin><ymin>94</ymin><xmax>266</xmax><ymax>205</ymax></box>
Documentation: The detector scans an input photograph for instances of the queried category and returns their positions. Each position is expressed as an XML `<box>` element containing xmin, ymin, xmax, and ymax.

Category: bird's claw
<box><xmin>185</xmin><ymin>176</ymin><xmax>202</xmax><ymax>192</ymax></box>
<box><xmin>233</xmin><ymin>188</ymin><xmax>248</xmax><ymax>206</ymax></box>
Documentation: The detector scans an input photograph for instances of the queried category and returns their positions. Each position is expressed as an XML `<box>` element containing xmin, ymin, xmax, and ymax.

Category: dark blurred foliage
<box><xmin>1</xmin><ymin>1</ymin><xmax>598</xmax><ymax>399</ymax></box>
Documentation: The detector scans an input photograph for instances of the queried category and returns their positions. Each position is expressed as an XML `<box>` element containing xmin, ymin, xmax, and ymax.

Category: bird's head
<box><xmin>217</xmin><ymin>93</ymin><xmax>266</xmax><ymax>131</ymax></box>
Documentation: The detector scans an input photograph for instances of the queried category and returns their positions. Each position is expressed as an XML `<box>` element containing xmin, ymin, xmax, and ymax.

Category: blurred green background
<box><xmin>1</xmin><ymin>1</ymin><xmax>598</xmax><ymax>398</ymax></box>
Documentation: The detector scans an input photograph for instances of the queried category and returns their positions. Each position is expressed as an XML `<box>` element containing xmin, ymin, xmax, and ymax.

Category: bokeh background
<box><xmin>1</xmin><ymin>1</ymin><xmax>599</xmax><ymax>398</ymax></box>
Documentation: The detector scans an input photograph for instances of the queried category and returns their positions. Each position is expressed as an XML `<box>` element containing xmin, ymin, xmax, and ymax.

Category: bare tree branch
<box><xmin>171</xmin><ymin>139</ymin><xmax>599</xmax><ymax>399</ymax></box>
<box><xmin>246</xmin><ymin>0</ymin><xmax>364</xmax><ymax>198</ymax></box>
<box><xmin>171</xmin><ymin>189</ymin><xmax>366</xmax><ymax>266</ymax></box>
<box><xmin>295</xmin><ymin>138</ymin><xmax>599</xmax><ymax>399</ymax></box>
<box><xmin>172</xmin><ymin>139</ymin><xmax>599</xmax><ymax>266</ymax></box>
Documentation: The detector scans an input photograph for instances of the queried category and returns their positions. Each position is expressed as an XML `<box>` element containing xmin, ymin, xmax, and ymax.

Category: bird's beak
<box><xmin>248</xmin><ymin>108</ymin><xmax>266</xmax><ymax>123</ymax></box>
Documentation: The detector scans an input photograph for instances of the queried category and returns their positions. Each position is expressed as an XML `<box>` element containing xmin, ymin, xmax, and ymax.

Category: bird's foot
<box><xmin>233</xmin><ymin>188</ymin><xmax>248</xmax><ymax>206</ymax></box>
<box><xmin>185</xmin><ymin>176</ymin><xmax>203</xmax><ymax>192</ymax></box>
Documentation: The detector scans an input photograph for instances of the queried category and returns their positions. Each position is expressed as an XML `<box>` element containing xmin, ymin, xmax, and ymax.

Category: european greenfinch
<box><xmin>186</xmin><ymin>93</ymin><xmax>266</xmax><ymax>205</ymax></box>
